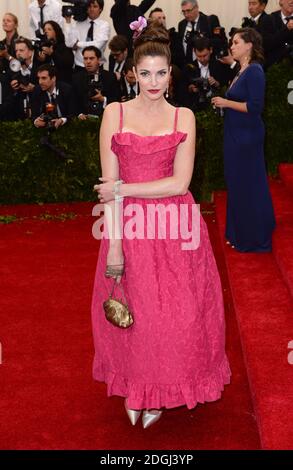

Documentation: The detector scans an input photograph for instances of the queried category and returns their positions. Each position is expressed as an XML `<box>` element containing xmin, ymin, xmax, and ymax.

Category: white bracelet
<box><xmin>113</xmin><ymin>179</ymin><xmax>124</xmax><ymax>202</ymax></box>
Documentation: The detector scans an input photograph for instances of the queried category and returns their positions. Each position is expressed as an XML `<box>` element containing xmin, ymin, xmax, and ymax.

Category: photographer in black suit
<box><xmin>108</xmin><ymin>35</ymin><xmax>129</xmax><ymax>83</ymax></box>
<box><xmin>178</xmin><ymin>0</ymin><xmax>220</xmax><ymax>64</ymax></box>
<box><xmin>271</xmin><ymin>0</ymin><xmax>293</xmax><ymax>62</ymax></box>
<box><xmin>32</xmin><ymin>64</ymin><xmax>75</xmax><ymax>128</ymax></box>
<box><xmin>110</xmin><ymin>0</ymin><xmax>156</xmax><ymax>48</ymax></box>
<box><xmin>241</xmin><ymin>0</ymin><xmax>277</xmax><ymax>67</ymax></box>
<box><xmin>72</xmin><ymin>46</ymin><xmax>121</xmax><ymax>120</ymax></box>
<box><xmin>180</xmin><ymin>36</ymin><xmax>229</xmax><ymax>112</ymax></box>
<box><xmin>8</xmin><ymin>37</ymin><xmax>42</xmax><ymax>119</ymax></box>
<box><xmin>119</xmin><ymin>58</ymin><xmax>139</xmax><ymax>101</ymax></box>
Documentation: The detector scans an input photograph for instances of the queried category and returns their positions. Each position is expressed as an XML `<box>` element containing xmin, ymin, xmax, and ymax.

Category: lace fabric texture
<box><xmin>91</xmin><ymin>106</ymin><xmax>231</xmax><ymax>410</ymax></box>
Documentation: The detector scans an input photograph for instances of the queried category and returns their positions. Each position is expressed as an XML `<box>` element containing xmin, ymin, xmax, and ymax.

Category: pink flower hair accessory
<box><xmin>129</xmin><ymin>16</ymin><xmax>147</xmax><ymax>39</ymax></box>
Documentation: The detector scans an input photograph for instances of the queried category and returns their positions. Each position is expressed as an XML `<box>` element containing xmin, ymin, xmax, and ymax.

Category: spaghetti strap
<box><xmin>173</xmin><ymin>107</ymin><xmax>179</xmax><ymax>132</ymax></box>
<box><xmin>119</xmin><ymin>103</ymin><xmax>123</xmax><ymax>133</ymax></box>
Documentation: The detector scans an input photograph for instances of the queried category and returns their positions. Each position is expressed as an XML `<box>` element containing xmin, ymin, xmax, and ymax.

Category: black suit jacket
<box><xmin>178</xmin><ymin>13</ymin><xmax>220</xmax><ymax>64</ymax></box>
<box><xmin>178</xmin><ymin>13</ymin><xmax>220</xmax><ymax>41</ymax></box>
<box><xmin>31</xmin><ymin>81</ymin><xmax>75</xmax><ymax>121</ymax></box>
<box><xmin>270</xmin><ymin>10</ymin><xmax>293</xmax><ymax>62</ymax></box>
<box><xmin>71</xmin><ymin>69</ymin><xmax>121</xmax><ymax>115</ymax></box>
<box><xmin>108</xmin><ymin>54</ymin><xmax>128</xmax><ymax>75</ymax></box>
<box><xmin>252</xmin><ymin>12</ymin><xmax>277</xmax><ymax>67</ymax></box>
<box><xmin>110</xmin><ymin>0</ymin><xmax>156</xmax><ymax>46</ymax></box>
<box><xmin>179</xmin><ymin>57</ymin><xmax>229</xmax><ymax>109</ymax></box>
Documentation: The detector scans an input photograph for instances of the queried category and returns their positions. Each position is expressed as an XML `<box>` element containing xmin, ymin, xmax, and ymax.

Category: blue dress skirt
<box><xmin>224</xmin><ymin>63</ymin><xmax>275</xmax><ymax>252</ymax></box>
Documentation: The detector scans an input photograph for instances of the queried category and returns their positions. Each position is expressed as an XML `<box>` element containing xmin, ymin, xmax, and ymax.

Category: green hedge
<box><xmin>0</xmin><ymin>61</ymin><xmax>292</xmax><ymax>205</ymax></box>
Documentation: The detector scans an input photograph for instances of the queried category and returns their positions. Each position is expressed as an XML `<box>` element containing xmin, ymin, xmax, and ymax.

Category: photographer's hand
<box><xmin>91</xmin><ymin>90</ymin><xmax>105</xmax><ymax>102</ymax></box>
<box><xmin>10</xmin><ymin>79</ymin><xmax>20</xmax><ymax>90</ymax></box>
<box><xmin>52</xmin><ymin>118</ymin><xmax>64</xmax><ymax>129</ymax></box>
<box><xmin>34</xmin><ymin>117</ymin><xmax>46</xmax><ymax>128</ymax></box>
<box><xmin>20</xmin><ymin>83</ymin><xmax>35</xmax><ymax>93</ymax></box>
<box><xmin>42</xmin><ymin>46</ymin><xmax>54</xmax><ymax>56</ymax></box>
<box><xmin>188</xmin><ymin>84</ymin><xmax>199</xmax><ymax>94</ymax></box>
<box><xmin>208</xmin><ymin>77</ymin><xmax>220</xmax><ymax>88</ymax></box>
<box><xmin>78</xmin><ymin>113</ymin><xmax>88</xmax><ymax>121</ymax></box>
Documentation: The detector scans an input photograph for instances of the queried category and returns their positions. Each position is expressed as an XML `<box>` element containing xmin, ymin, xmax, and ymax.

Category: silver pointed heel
<box><xmin>142</xmin><ymin>410</ymin><xmax>163</xmax><ymax>429</ymax></box>
<box><xmin>124</xmin><ymin>399</ymin><xmax>141</xmax><ymax>426</ymax></box>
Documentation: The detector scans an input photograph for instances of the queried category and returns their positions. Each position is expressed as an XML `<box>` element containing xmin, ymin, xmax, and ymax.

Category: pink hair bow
<box><xmin>129</xmin><ymin>16</ymin><xmax>147</xmax><ymax>39</ymax></box>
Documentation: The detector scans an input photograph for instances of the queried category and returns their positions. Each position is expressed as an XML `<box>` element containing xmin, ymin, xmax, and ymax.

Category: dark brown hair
<box><xmin>109</xmin><ymin>35</ymin><xmax>129</xmax><ymax>53</ymax></box>
<box><xmin>232</xmin><ymin>27</ymin><xmax>264</xmax><ymax>64</ymax></box>
<box><xmin>133</xmin><ymin>23</ymin><xmax>171</xmax><ymax>67</ymax></box>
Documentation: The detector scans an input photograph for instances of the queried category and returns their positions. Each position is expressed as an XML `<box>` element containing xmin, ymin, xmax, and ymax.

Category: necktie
<box><xmin>186</xmin><ymin>22</ymin><xmax>195</xmax><ymax>63</ymax></box>
<box><xmin>39</xmin><ymin>5</ymin><xmax>45</xmax><ymax>29</ymax></box>
<box><xmin>129</xmin><ymin>84</ymin><xmax>136</xmax><ymax>99</ymax></box>
<box><xmin>87</xmin><ymin>21</ymin><xmax>94</xmax><ymax>41</ymax></box>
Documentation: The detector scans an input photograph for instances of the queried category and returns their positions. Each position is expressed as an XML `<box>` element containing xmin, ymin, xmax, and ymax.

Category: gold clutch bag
<box><xmin>103</xmin><ymin>279</ymin><xmax>134</xmax><ymax>329</ymax></box>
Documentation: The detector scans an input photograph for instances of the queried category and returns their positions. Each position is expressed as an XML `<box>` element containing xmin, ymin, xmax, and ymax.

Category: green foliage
<box><xmin>0</xmin><ymin>61</ymin><xmax>292</xmax><ymax>204</ymax></box>
<box><xmin>263</xmin><ymin>60</ymin><xmax>293</xmax><ymax>174</ymax></box>
<box><xmin>0</xmin><ymin>118</ymin><xmax>100</xmax><ymax>204</ymax></box>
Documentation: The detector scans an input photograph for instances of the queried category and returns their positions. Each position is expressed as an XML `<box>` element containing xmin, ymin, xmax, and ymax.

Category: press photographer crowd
<box><xmin>0</xmin><ymin>0</ymin><xmax>292</xmax><ymax>128</ymax></box>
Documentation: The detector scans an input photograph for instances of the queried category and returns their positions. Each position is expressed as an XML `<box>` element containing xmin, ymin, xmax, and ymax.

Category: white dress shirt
<box><xmin>250</xmin><ymin>13</ymin><xmax>262</xmax><ymax>24</ymax></box>
<box><xmin>114</xmin><ymin>59</ymin><xmax>126</xmax><ymax>73</ymax></box>
<box><xmin>281</xmin><ymin>11</ymin><xmax>292</xmax><ymax>25</ymax></box>
<box><xmin>29</xmin><ymin>0</ymin><xmax>63</xmax><ymax>38</ymax></box>
<box><xmin>64</xmin><ymin>17</ymin><xmax>110</xmax><ymax>67</ymax></box>
<box><xmin>183</xmin><ymin>19</ymin><xmax>199</xmax><ymax>56</ymax></box>
<box><xmin>34</xmin><ymin>86</ymin><xmax>67</xmax><ymax>126</ymax></box>
<box><xmin>197</xmin><ymin>61</ymin><xmax>210</xmax><ymax>79</ymax></box>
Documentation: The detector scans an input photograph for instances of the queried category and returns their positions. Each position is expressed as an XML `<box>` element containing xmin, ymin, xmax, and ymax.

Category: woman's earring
<box><xmin>135</xmin><ymin>82</ymin><xmax>138</xmax><ymax>98</ymax></box>
<box><xmin>165</xmin><ymin>86</ymin><xmax>169</xmax><ymax>99</ymax></box>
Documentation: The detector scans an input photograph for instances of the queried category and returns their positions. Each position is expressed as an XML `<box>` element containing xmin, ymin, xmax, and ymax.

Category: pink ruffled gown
<box><xmin>91</xmin><ymin>104</ymin><xmax>231</xmax><ymax>410</ymax></box>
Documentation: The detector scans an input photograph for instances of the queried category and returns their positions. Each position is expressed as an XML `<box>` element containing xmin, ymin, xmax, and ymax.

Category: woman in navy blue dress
<box><xmin>212</xmin><ymin>28</ymin><xmax>275</xmax><ymax>253</ymax></box>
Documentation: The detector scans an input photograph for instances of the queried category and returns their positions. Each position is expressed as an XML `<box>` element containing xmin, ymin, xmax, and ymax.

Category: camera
<box><xmin>62</xmin><ymin>0</ymin><xmax>89</xmax><ymax>22</ymax></box>
<box><xmin>190</xmin><ymin>76</ymin><xmax>213</xmax><ymax>104</ymax></box>
<box><xmin>0</xmin><ymin>40</ymin><xmax>6</xmax><ymax>51</ymax></box>
<box><xmin>87</xmin><ymin>73</ymin><xmax>104</xmax><ymax>115</ymax></box>
<box><xmin>32</xmin><ymin>37</ymin><xmax>55</xmax><ymax>54</ymax></box>
<box><xmin>242</xmin><ymin>17</ymin><xmax>256</xmax><ymax>28</ymax></box>
<box><xmin>211</xmin><ymin>26</ymin><xmax>229</xmax><ymax>60</ymax></box>
<box><xmin>9</xmin><ymin>57</ymin><xmax>31</xmax><ymax>86</ymax></box>
<box><xmin>40</xmin><ymin>102</ymin><xmax>58</xmax><ymax>129</ymax></box>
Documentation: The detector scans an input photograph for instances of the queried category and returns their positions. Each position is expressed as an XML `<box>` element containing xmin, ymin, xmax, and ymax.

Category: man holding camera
<box><xmin>32</xmin><ymin>64</ymin><xmax>75</xmax><ymax>128</ymax></box>
<box><xmin>64</xmin><ymin>0</ymin><xmax>110</xmax><ymax>70</ymax></box>
<box><xmin>29</xmin><ymin>0</ymin><xmax>63</xmax><ymax>39</ymax></box>
<box><xmin>243</xmin><ymin>0</ymin><xmax>277</xmax><ymax>67</ymax></box>
<box><xmin>180</xmin><ymin>36</ymin><xmax>229</xmax><ymax>112</ymax></box>
<box><xmin>8</xmin><ymin>38</ymin><xmax>42</xmax><ymax>119</ymax></box>
<box><xmin>271</xmin><ymin>0</ymin><xmax>293</xmax><ymax>62</ymax></box>
<box><xmin>178</xmin><ymin>0</ymin><xmax>220</xmax><ymax>65</ymax></box>
<box><xmin>72</xmin><ymin>45</ymin><xmax>120</xmax><ymax>119</ymax></box>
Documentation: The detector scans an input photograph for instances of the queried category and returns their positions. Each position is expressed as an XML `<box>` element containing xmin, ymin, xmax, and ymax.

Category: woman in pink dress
<box><xmin>92</xmin><ymin>22</ymin><xmax>231</xmax><ymax>429</ymax></box>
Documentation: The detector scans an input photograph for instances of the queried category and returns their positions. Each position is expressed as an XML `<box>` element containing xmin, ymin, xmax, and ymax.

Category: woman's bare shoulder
<box><xmin>177</xmin><ymin>107</ymin><xmax>195</xmax><ymax>131</ymax></box>
<box><xmin>104</xmin><ymin>101</ymin><xmax>121</xmax><ymax>117</ymax></box>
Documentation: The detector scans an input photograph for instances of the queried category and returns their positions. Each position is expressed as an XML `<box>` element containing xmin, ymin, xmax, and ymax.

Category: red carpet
<box><xmin>214</xmin><ymin>166</ymin><xmax>293</xmax><ymax>450</ymax></box>
<box><xmin>0</xmin><ymin>201</ymin><xmax>260</xmax><ymax>449</ymax></box>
